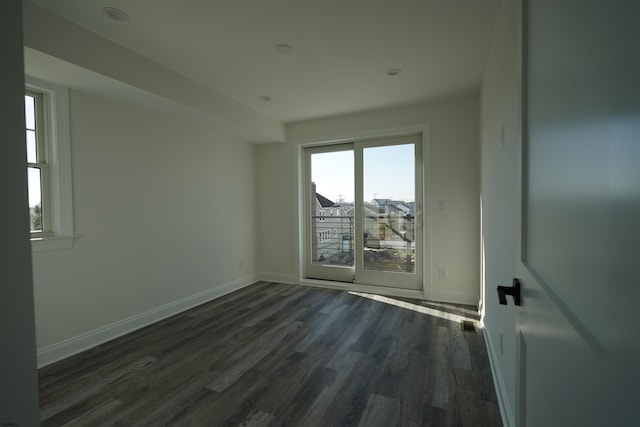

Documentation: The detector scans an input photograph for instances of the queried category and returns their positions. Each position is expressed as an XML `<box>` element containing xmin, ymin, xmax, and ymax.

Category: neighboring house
<box><xmin>310</xmin><ymin>183</ymin><xmax>353</xmax><ymax>263</ymax></box>
<box><xmin>387</xmin><ymin>201</ymin><xmax>415</xmax><ymax>242</ymax></box>
<box><xmin>367</xmin><ymin>199</ymin><xmax>415</xmax><ymax>243</ymax></box>
<box><xmin>362</xmin><ymin>202</ymin><xmax>384</xmax><ymax>247</ymax></box>
<box><xmin>314</xmin><ymin>196</ymin><xmax>415</xmax><ymax>253</ymax></box>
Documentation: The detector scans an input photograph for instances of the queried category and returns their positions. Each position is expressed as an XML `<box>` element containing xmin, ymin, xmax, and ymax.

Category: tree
<box><xmin>31</xmin><ymin>204</ymin><xmax>42</xmax><ymax>231</ymax></box>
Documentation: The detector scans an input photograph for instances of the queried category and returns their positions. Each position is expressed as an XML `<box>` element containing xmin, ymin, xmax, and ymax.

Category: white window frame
<box><xmin>26</xmin><ymin>76</ymin><xmax>75</xmax><ymax>252</ymax></box>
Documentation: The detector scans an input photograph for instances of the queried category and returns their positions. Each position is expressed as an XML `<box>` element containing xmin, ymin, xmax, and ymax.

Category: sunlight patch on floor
<box><xmin>349</xmin><ymin>291</ymin><xmax>477</xmax><ymax>325</ymax></box>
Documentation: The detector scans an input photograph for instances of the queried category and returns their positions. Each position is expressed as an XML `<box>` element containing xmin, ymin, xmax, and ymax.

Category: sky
<box><xmin>25</xmin><ymin>95</ymin><xmax>42</xmax><ymax>208</ymax></box>
<box><xmin>311</xmin><ymin>143</ymin><xmax>415</xmax><ymax>203</ymax></box>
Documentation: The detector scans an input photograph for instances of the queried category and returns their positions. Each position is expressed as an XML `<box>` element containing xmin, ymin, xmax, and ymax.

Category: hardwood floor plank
<box><xmin>450</xmin><ymin>320</ymin><xmax>472</xmax><ymax>371</ymax></box>
<box><xmin>395</xmin><ymin>351</ymin><xmax>433</xmax><ymax>425</ymax></box>
<box><xmin>373</xmin><ymin>350</ymin><xmax>410</xmax><ymax>398</ymax></box>
<box><xmin>159</xmin><ymin>367</ymin><xmax>265</xmax><ymax>426</ymax></box>
<box><xmin>396</xmin><ymin>318</ymin><xmax>429</xmax><ymax>354</ymax></box>
<box><xmin>207</xmin><ymin>320</ymin><xmax>304</xmax><ymax>392</ymax></box>
<box><xmin>293</xmin><ymin>304</ymin><xmax>347</xmax><ymax>353</ymax></box>
<box><xmin>40</xmin><ymin>356</ymin><xmax>156</xmax><ymax>421</ymax></box>
<box><xmin>467</xmin><ymin>331</ymin><xmax>499</xmax><ymax>402</ymax></box>
<box><xmin>241</xmin><ymin>290</ymin><xmax>306</xmax><ymax>328</ymax></box>
<box><xmin>313</xmin><ymin>333</ymin><xmax>395</xmax><ymax>426</ymax></box>
<box><xmin>301</xmin><ymin>350</ymin><xmax>363</xmax><ymax>423</ymax></box>
<box><xmin>38</xmin><ymin>282</ymin><xmax>502</xmax><ymax>426</ymax></box>
<box><xmin>266</xmin><ymin>365</ymin><xmax>336</xmax><ymax>425</ymax></box>
<box><xmin>60</xmin><ymin>398</ymin><xmax>122</xmax><ymax>427</ymax></box>
<box><xmin>357</xmin><ymin>393</ymin><xmax>400</xmax><ymax>427</ymax></box>
<box><xmin>252</xmin><ymin>352</ymin><xmax>313</xmax><ymax>414</ymax></box>
<box><xmin>238</xmin><ymin>409</ymin><xmax>274</xmax><ymax>427</ymax></box>
<box><xmin>450</xmin><ymin>388</ymin><xmax>489</xmax><ymax>427</ymax></box>
<box><xmin>322</xmin><ymin>299</ymin><xmax>384</xmax><ymax>370</ymax></box>
<box><xmin>426</xmin><ymin>326</ymin><xmax>450</xmax><ymax>409</ymax></box>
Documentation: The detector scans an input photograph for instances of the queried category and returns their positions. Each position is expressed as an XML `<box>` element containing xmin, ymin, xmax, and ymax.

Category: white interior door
<box><xmin>513</xmin><ymin>1</ymin><xmax>639</xmax><ymax>425</ymax></box>
<box><xmin>303</xmin><ymin>135</ymin><xmax>423</xmax><ymax>290</ymax></box>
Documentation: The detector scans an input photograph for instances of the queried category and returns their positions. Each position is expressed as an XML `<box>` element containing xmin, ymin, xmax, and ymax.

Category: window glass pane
<box><xmin>28</xmin><ymin>167</ymin><xmax>43</xmax><ymax>232</ymax></box>
<box><xmin>26</xmin><ymin>130</ymin><xmax>37</xmax><ymax>163</ymax></box>
<box><xmin>362</xmin><ymin>143</ymin><xmax>415</xmax><ymax>273</ymax></box>
<box><xmin>310</xmin><ymin>150</ymin><xmax>354</xmax><ymax>266</ymax></box>
<box><xmin>25</xmin><ymin>95</ymin><xmax>36</xmax><ymax>130</ymax></box>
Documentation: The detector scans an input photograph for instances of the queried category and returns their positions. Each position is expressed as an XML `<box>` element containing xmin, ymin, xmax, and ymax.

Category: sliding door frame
<box><xmin>303</xmin><ymin>143</ymin><xmax>355</xmax><ymax>283</ymax></box>
<box><xmin>293</xmin><ymin>124</ymin><xmax>432</xmax><ymax>300</ymax></box>
<box><xmin>354</xmin><ymin>134</ymin><xmax>423</xmax><ymax>290</ymax></box>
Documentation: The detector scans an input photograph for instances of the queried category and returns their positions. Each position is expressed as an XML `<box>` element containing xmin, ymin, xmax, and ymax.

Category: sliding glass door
<box><xmin>304</xmin><ymin>143</ymin><xmax>355</xmax><ymax>283</ymax></box>
<box><xmin>304</xmin><ymin>135</ymin><xmax>423</xmax><ymax>290</ymax></box>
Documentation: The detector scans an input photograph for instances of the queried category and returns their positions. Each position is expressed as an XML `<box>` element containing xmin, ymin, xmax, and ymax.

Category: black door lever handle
<box><xmin>497</xmin><ymin>278</ymin><xmax>521</xmax><ymax>306</ymax></box>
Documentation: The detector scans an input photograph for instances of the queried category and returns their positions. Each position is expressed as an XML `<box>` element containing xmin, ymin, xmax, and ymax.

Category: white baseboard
<box><xmin>429</xmin><ymin>288</ymin><xmax>479</xmax><ymax>306</ymax></box>
<box><xmin>37</xmin><ymin>274</ymin><xmax>258</xmax><ymax>368</ymax></box>
<box><xmin>483</xmin><ymin>330</ymin><xmax>514</xmax><ymax>427</ymax></box>
<box><xmin>257</xmin><ymin>272</ymin><xmax>296</xmax><ymax>285</ymax></box>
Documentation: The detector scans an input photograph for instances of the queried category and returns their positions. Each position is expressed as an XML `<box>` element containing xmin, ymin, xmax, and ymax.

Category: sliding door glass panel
<box><xmin>310</xmin><ymin>150</ymin><xmax>354</xmax><ymax>266</ymax></box>
<box><xmin>304</xmin><ymin>144</ymin><xmax>355</xmax><ymax>283</ymax></box>
<box><xmin>354</xmin><ymin>135</ymin><xmax>423</xmax><ymax>290</ymax></box>
<box><xmin>362</xmin><ymin>144</ymin><xmax>416</xmax><ymax>273</ymax></box>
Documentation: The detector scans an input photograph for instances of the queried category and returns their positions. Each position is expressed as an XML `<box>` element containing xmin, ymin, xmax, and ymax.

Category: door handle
<box><xmin>497</xmin><ymin>278</ymin><xmax>521</xmax><ymax>306</ymax></box>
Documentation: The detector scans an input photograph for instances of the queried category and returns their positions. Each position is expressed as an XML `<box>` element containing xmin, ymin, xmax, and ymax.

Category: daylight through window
<box><xmin>25</xmin><ymin>90</ymin><xmax>51</xmax><ymax>234</ymax></box>
<box><xmin>25</xmin><ymin>77</ymin><xmax>75</xmax><ymax>251</ymax></box>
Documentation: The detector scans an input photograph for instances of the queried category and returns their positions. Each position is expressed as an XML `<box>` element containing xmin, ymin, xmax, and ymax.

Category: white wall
<box><xmin>32</xmin><ymin>89</ymin><xmax>258</xmax><ymax>365</ymax></box>
<box><xmin>256</xmin><ymin>142</ymin><xmax>296</xmax><ymax>283</ymax></box>
<box><xmin>258</xmin><ymin>96</ymin><xmax>481</xmax><ymax>304</ymax></box>
<box><xmin>479</xmin><ymin>0</ymin><xmax>519</xmax><ymax>423</ymax></box>
<box><xmin>0</xmin><ymin>0</ymin><xmax>40</xmax><ymax>424</ymax></box>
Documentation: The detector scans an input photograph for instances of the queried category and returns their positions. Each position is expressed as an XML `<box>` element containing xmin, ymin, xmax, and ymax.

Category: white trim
<box><xmin>302</xmin><ymin>143</ymin><xmax>355</xmax><ymax>283</ymax></box>
<box><xmin>291</xmin><ymin>124</ymin><xmax>433</xmax><ymax>147</ymax></box>
<box><xmin>37</xmin><ymin>274</ymin><xmax>257</xmax><ymax>368</ymax></box>
<box><xmin>258</xmin><ymin>272</ymin><xmax>296</xmax><ymax>284</ymax></box>
<box><xmin>429</xmin><ymin>288</ymin><xmax>479</xmax><ymax>306</ymax></box>
<box><xmin>420</xmin><ymin>128</ymin><xmax>432</xmax><ymax>301</ymax></box>
<box><xmin>484</xmin><ymin>330</ymin><xmax>514</xmax><ymax>427</ymax></box>
<box><xmin>30</xmin><ymin>234</ymin><xmax>77</xmax><ymax>252</ymax></box>
<box><xmin>26</xmin><ymin>76</ymin><xmax>75</xmax><ymax>252</ymax></box>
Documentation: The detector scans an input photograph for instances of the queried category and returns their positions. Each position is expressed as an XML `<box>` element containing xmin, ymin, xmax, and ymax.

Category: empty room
<box><xmin>2</xmin><ymin>0</ymin><xmax>638</xmax><ymax>426</ymax></box>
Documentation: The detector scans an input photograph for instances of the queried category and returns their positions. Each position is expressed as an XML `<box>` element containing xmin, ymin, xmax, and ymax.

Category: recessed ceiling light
<box><xmin>102</xmin><ymin>7</ymin><xmax>129</xmax><ymax>22</ymax></box>
<box><xmin>274</xmin><ymin>44</ymin><xmax>293</xmax><ymax>54</ymax></box>
<box><xmin>259</xmin><ymin>96</ymin><xmax>271</xmax><ymax>101</ymax></box>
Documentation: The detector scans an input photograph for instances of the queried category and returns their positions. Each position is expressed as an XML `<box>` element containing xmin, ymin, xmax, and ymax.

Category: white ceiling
<box><xmin>27</xmin><ymin>0</ymin><xmax>499</xmax><ymax>124</ymax></box>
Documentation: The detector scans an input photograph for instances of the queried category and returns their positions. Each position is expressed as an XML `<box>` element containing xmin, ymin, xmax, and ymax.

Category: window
<box><xmin>25</xmin><ymin>90</ymin><xmax>49</xmax><ymax>234</ymax></box>
<box><xmin>25</xmin><ymin>77</ymin><xmax>75</xmax><ymax>251</ymax></box>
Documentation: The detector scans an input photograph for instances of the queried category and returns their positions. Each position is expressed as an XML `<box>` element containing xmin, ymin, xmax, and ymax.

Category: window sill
<box><xmin>31</xmin><ymin>235</ymin><xmax>77</xmax><ymax>252</ymax></box>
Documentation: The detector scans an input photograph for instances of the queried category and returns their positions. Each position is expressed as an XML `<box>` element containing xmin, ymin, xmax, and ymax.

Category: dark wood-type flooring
<box><xmin>39</xmin><ymin>282</ymin><xmax>502</xmax><ymax>426</ymax></box>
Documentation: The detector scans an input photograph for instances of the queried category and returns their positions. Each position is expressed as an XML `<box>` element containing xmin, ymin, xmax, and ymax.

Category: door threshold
<box><xmin>299</xmin><ymin>278</ymin><xmax>425</xmax><ymax>300</ymax></box>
